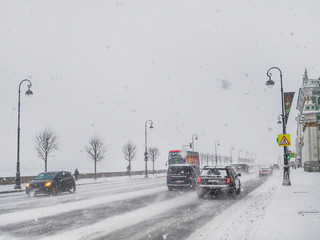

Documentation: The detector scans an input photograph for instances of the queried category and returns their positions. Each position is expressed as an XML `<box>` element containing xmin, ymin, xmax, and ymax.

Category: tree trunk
<box><xmin>94</xmin><ymin>160</ymin><xmax>97</xmax><ymax>180</ymax></box>
<box><xmin>153</xmin><ymin>160</ymin><xmax>155</xmax><ymax>175</ymax></box>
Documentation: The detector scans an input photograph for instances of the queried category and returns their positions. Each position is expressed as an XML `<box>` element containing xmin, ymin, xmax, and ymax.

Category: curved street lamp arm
<box><xmin>19</xmin><ymin>79</ymin><xmax>32</xmax><ymax>90</ymax></box>
<box><xmin>266</xmin><ymin>67</ymin><xmax>282</xmax><ymax>79</ymax></box>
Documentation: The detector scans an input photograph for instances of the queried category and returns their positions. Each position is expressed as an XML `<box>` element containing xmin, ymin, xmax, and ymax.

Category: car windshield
<box><xmin>168</xmin><ymin>166</ymin><xmax>191</xmax><ymax>175</ymax></box>
<box><xmin>34</xmin><ymin>172</ymin><xmax>57</xmax><ymax>180</ymax></box>
<box><xmin>201</xmin><ymin>169</ymin><xmax>228</xmax><ymax>178</ymax></box>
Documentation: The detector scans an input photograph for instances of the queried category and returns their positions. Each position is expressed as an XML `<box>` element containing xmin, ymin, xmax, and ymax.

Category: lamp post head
<box><xmin>277</xmin><ymin>119</ymin><xmax>282</xmax><ymax>124</ymax></box>
<box><xmin>25</xmin><ymin>87</ymin><xmax>33</xmax><ymax>96</ymax></box>
<box><xmin>266</xmin><ymin>77</ymin><xmax>275</xmax><ymax>88</ymax></box>
<box><xmin>149</xmin><ymin>123</ymin><xmax>153</xmax><ymax>129</ymax></box>
<box><xmin>195</xmin><ymin>136</ymin><xmax>198</xmax><ymax>140</ymax></box>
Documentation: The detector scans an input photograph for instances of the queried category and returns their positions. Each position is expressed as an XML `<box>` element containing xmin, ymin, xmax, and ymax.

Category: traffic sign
<box><xmin>290</xmin><ymin>152</ymin><xmax>295</xmax><ymax>158</ymax></box>
<box><xmin>278</xmin><ymin>134</ymin><xmax>291</xmax><ymax>146</ymax></box>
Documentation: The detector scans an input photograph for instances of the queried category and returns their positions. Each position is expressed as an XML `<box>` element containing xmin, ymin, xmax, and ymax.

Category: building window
<box><xmin>318</xmin><ymin>97</ymin><xmax>320</xmax><ymax>105</ymax></box>
<box><xmin>306</xmin><ymin>106</ymin><xmax>310</xmax><ymax>110</ymax></box>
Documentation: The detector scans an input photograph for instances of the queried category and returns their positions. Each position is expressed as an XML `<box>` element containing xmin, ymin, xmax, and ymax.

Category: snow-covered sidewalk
<box><xmin>188</xmin><ymin>168</ymin><xmax>320</xmax><ymax>240</ymax></box>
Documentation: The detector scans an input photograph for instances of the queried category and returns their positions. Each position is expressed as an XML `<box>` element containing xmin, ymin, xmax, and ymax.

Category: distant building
<box><xmin>296</xmin><ymin>69</ymin><xmax>320</xmax><ymax>166</ymax></box>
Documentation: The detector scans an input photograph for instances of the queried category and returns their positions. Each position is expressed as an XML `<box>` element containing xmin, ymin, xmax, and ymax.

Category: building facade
<box><xmin>296</xmin><ymin>69</ymin><xmax>320</xmax><ymax>166</ymax></box>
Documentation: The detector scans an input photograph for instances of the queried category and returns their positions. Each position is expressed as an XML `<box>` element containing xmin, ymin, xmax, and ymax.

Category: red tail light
<box><xmin>198</xmin><ymin>177</ymin><xmax>201</xmax><ymax>183</ymax></box>
<box><xmin>226</xmin><ymin>177</ymin><xmax>231</xmax><ymax>184</ymax></box>
<box><xmin>166</xmin><ymin>175</ymin><xmax>169</xmax><ymax>180</ymax></box>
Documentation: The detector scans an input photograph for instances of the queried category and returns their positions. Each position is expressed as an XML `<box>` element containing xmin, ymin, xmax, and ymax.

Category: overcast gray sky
<box><xmin>1</xmin><ymin>0</ymin><xmax>320</xmax><ymax>176</ymax></box>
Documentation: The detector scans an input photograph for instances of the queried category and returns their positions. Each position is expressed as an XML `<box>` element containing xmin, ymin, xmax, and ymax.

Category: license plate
<box><xmin>208</xmin><ymin>180</ymin><xmax>219</xmax><ymax>183</ymax></box>
<box><xmin>175</xmin><ymin>180</ymin><xmax>184</xmax><ymax>183</ymax></box>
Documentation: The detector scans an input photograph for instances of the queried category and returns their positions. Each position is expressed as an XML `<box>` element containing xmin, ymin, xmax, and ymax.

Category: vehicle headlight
<box><xmin>26</xmin><ymin>183</ymin><xmax>30</xmax><ymax>188</ymax></box>
<box><xmin>45</xmin><ymin>181</ymin><xmax>52</xmax><ymax>187</ymax></box>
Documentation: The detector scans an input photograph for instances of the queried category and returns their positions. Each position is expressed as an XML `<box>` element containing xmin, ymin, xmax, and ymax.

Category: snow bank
<box><xmin>188</xmin><ymin>169</ymin><xmax>320</xmax><ymax>240</ymax></box>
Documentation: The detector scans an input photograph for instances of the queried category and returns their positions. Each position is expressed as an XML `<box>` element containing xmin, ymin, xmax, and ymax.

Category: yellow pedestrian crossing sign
<box><xmin>278</xmin><ymin>134</ymin><xmax>291</xmax><ymax>146</ymax></box>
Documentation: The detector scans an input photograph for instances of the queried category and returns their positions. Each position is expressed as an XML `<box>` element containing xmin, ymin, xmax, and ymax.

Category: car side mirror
<box><xmin>238</xmin><ymin>173</ymin><xmax>241</xmax><ymax>177</ymax></box>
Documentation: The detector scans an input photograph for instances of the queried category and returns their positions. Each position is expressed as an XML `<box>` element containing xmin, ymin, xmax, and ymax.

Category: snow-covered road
<box><xmin>0</xmin><ymin>170</ymin><xmax>268</xmax><ymax>240</ymax></box>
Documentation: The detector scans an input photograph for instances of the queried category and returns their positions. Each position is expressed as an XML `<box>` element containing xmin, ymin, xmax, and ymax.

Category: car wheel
<box><xmin>69</xmin><ymin>183</ymin><xmax>76</xmax><ymax>193</ymax></box>
<box><xmin>236</xmin><ymin>184</ymin><xmax>241</xmax><ymax>196</ymax></box>
<box><xmin>190</xmin><ymin>183</ymin><xmax>196</xmax><ymax>191</ymax></box>
<box><xmin>51</xmin><ymin>187</ymin><xmax>58</xmax><ymax>196</ymax></box>
<box><xmin>197</xmin><ymin>192</ymin><xmax>204</xmax><ymax>198</ymax></box>
<box><xmin>229</xmin><ymin>187</ymin><xmax>236</xmax><ymax>198</ymax></box>
<box><xmin>197</xmin><ymin>188</ymin><xmax>205</xmax><ymax>198</ymax></box>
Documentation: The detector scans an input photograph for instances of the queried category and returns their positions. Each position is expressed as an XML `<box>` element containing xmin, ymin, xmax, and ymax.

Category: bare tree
<box><xmin>86</xmin><ymin>136</ymin><xmax>106</xmax><ymax>180</ymax></box>
<box><xmin>203</xmin><ymin>153</ymin><xmax>210</xmax><ymax>166</ymax></box>
<box><xmin>122</xmin><ymin>142</ymin><xmax>137</xmax><ymax>177</ymax></box>
<box><xmin>200</xmin><ymin>153</ymin><xmax>205</xmax><ymax>168</ymax></box>
<box><xmin>148</xmin><ymin>147</ymin><xmax>160</xmax><ymax>174</ymax></box>
<box><xmin>35</xmin><ymin>128</ymin><xmax>58</xmax><ymax>172</ymax></box>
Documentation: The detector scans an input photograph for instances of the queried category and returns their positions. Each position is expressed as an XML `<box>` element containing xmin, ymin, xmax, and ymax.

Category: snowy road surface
<box><xmin>0</xmin><ymin>171</ymin><xmax>268</xmax><ymax>240</ymax></box>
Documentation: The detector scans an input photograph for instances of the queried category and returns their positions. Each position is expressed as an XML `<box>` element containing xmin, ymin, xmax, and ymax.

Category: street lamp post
<box><xmin>14</xmin><ymin>79</ymin><xmax>33</xmax><ymax>189</ymax></box>
<box><xmin>246</xmin><ymin>151</ymin><xmax>249</xmax><ymax>164</ymax></box>
<box><xmin>215</xmin><ymin>141</ymin><xmax>219</xmax><ymax>166</ymax></box>
<box><xmin>238</xmin><ymin>149</ymin><xmax>242</xmax><ymax>163</ymax></box>
<box><xmin>144</xmin><ymin>120</ymin><xmax>153</xmax><ymax>178</ymax></box>
<box><xmin>230</xmin><ymin>146</ymin><xmax>234</xmax><ymax>164</ymax></box>
<box><xmin>191</xmin><ymin>134</ymin><xmax>198</xmax><ymax>152</ymax></box>
<box><xmin>266</xmin><ymin>67</ymin><xmax>291</xmax><ymax>186</ymax></box>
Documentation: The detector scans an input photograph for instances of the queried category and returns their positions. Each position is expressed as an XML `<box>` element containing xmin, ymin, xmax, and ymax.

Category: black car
<box><xmin>26</xmin><ymin>171</ymin><xmax>76</xmax><ymax>196</ymax></box>
<box><xmin>197</xmin><ymin>166</ymin><xmax>241</xmax><ymax>198</ymax></box>
<box><xmin>231</xmin><ymin>164</ymin><xmax>250</xmax><ymax>174</ymax></box>
<box><xmin>166</xmin><ymin>164</ymin><xmax>199</xmax><ymax>191</ymax></box>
